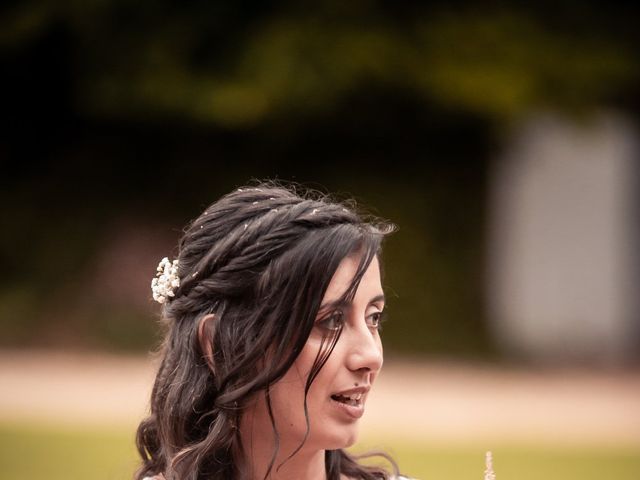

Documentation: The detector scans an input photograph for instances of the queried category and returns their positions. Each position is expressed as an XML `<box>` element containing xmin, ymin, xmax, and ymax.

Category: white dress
<box><xmin>144</xmin><ymin>474</ymin><xmax>416</xmax><ymax>479</ymax></box>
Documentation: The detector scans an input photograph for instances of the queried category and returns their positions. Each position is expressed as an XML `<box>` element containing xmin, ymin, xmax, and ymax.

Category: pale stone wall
<box><xmin>487</xmin><ymin>112</ymin><xmax>639</xmax><ymax>364</ymax></box>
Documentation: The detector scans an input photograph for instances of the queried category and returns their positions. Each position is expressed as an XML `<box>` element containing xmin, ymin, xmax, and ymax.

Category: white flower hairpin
<box><xmin>151</xmin><ymin>257</ymin><xmax>180</xmax><ymax>304</ymax></box>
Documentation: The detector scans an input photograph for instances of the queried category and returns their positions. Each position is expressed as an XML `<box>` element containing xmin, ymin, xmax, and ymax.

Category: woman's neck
<box><xmin>238</xmin><ymin>399</ymin><xmax>329</xmax><ymax>480</ymax></box>
<box><xmin>239</xmin><ymin>443</ymin><xmax>327</xmax><ymax>480</ymax></box>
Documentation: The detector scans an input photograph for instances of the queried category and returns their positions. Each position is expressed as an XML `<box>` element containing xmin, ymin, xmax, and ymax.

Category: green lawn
<box><xmin>1</xmin><ymin>422</ymin><xmax>638</xmax><ymax>480</ymax></box>
<box><xmin>357</xmin><ymin>441</ymin><xmax>640</xmax><ymax>480</ymax></box>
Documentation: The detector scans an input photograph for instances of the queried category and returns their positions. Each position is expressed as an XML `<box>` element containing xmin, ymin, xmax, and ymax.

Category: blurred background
<box><xmin>1</xmin><ymin>1</ymin><xmax>639</xmax><ymax>479</ymax></box>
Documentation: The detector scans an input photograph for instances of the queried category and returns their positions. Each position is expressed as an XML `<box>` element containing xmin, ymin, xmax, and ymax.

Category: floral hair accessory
<box><xmin>151</xmin><ymin>257</ymin><xmax>180</xmax><ymax>304</ymax></box>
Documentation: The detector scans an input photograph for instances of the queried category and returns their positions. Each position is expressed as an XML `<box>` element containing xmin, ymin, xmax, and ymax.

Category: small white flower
<box><xmin>151</xmin><ymin>257</ymin><xmax>180</xmax><ymax>304</ymax></box>
<box><xmin>484</xmin><ymin>451</ymin><xmax>495</xmax><ymax>480</ymax></box>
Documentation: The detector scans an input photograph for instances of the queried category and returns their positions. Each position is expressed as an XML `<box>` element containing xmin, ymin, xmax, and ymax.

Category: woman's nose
<box><xmin>345</xmin><ymin>322</ymin><xmax>383</xmax><ymax>374</ymax></box>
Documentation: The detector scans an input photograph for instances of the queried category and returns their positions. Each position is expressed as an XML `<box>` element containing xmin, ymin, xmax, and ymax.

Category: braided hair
<box><xmin>135</xmin><ymin>181</ymin><xmax>397</xmax><ymax>480</ymax></box>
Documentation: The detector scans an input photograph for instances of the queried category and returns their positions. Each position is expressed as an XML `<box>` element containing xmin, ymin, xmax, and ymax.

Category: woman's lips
<box><xmin>330</xmin><ymin>395</ymin><xmax>365</xmax><ymax>419</ymax></box>
<box><xmin>329</xmin><ymin>386</ymin><xmax>370</xmax><ymax>419</ymax></box>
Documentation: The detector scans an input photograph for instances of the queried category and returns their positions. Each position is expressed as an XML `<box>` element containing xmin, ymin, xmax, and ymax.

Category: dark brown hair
<box><xmin>136</xmin><ymin>181</ymin><xmax>397</xmax><ymax>480</ymax></box>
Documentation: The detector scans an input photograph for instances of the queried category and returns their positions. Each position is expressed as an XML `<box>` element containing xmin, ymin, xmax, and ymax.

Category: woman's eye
<box><xmin>317</xmin><ymin>311</ymin><xmax>344</xmax><ymax>331</ymax></box>
<box><xmin>367</xmin><ymin>310</ymin><xmax>386</xmax><ymax>330</ymax></box>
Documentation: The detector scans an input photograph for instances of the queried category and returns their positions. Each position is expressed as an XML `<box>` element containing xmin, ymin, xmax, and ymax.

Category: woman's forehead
<box><xmin>321</xmin><ymin>255</ymin><xmax>382</xmax><ymax>305</ymax></box>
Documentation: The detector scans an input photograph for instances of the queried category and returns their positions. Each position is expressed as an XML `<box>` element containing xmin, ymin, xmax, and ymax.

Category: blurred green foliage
<box><xmin>1</xmin><ymin>1</ymin><xmax>639</xmax><ymax>355</ymax></box>
<box><xmin>2</xmin><ymin>2</ymin><xmax>637</xmax><ymax>125</ymax></box>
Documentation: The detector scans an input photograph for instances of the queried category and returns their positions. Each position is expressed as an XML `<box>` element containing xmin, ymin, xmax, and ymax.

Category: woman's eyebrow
<box><xmin>318</xmin><ymin>299</ymin><xmax>350</xmax><ymax>312</ymax></box>
<box><xmin>319</xmin><ymin>294</ymin><xmax>386</xmax><ymax>311</ymax></box>
<box><xmin>369</xmin><ymin>294</ymin><xmax>385</xmax><ymax>305</ymax></box>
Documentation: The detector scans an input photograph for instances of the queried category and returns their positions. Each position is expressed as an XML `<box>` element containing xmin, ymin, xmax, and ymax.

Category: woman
<box><xmin>136</xmin><ymin>181</ymin><xmax>411</xmax><ymax>480</ymax></box>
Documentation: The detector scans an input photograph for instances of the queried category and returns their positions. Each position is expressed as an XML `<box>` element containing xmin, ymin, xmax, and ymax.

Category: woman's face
<box><xmin>241</xmin><ymin>254</ymin><xmax>385</xmax><ymax>452</ymax></box>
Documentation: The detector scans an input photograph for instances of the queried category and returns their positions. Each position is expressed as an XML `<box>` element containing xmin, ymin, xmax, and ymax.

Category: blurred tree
<box><xmin>0</xmin><ymin>1</ymin><xmax>638</xmax><ymax>355</ymax></box>
<box><xmin>1</xmin><ymin>1</ymin><xmax>637</xmax><ymax>127</ymax></box>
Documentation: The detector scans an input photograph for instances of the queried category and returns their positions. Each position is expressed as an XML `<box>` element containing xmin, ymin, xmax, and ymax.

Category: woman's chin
<box><xmin>342</xmin><ymin>432</ymin><xmax>359</xmax><ymax>449</ymax></box>
<box><xmin>321</xmin><ymin>427</ymin><xmax>359</xmax><ymax>450</ymax></box>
